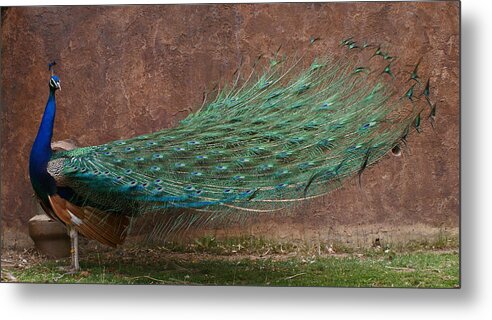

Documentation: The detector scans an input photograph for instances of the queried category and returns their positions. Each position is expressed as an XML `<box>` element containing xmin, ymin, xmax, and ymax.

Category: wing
<box><xmin>48</xmin><ymin>194</ymin><xmax>129</xmax><ymax>247</ymax></box>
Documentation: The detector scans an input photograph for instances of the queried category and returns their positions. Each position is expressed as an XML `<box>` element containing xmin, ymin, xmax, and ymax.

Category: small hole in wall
<box><xmin>391</xmin><ymin>145</ymin><xmax>402</xmax><ymax>157</ymax></box>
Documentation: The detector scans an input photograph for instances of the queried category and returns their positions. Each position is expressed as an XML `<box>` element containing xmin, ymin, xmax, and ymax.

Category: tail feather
<box><xmin>45</xmin><ymin>38</ymin><xmax>435</xmax><ymax>238</ymax></box>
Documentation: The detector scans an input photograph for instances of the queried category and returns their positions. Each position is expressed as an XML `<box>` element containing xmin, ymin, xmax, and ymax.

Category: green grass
<box><xmin>7</xmin><ymin>243</ymin><xmax>459</xmax><ymax>287</ymax></box>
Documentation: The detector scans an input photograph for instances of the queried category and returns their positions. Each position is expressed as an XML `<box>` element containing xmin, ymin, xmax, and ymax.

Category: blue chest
<box><xmin>29</xmin><ymin>91</ymin><xmax>57</xmax><ymax>197</ymax></box>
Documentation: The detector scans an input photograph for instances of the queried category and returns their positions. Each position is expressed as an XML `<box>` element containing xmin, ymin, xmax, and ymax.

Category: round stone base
<box><xmin>28</xmin><ymin>215</ymin><xmax>70</xmax><ymax>258</ymax></box>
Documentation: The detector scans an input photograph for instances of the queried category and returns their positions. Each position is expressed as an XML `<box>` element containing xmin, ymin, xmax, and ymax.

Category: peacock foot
<box><xmin>57</xmin><ymin>265</ymin><xmax>80</xmax><ymax>274</ymax></box>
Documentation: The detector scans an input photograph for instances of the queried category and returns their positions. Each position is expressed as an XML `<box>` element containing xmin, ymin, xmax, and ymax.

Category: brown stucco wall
<box><xmin>1</xmin><ymin>3</ymin><xmax>459</xmax><ymax>243</ymax></box>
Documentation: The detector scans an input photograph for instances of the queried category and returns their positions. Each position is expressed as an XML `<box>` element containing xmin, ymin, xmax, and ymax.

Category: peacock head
<box><xmin>49</xmin><ymin>75</ymin><xmax>61</xmax><ymax>91</ymax></box>
<box><xmin>48</xmin><ymin>61</ymin><xmax>61</xmax><ymax>91</ymax></box>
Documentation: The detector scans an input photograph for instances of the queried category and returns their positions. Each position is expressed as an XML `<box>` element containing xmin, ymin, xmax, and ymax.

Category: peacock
<box><xmin>29</xmin><ymin>39</ymin><xmax>436</xmax><ymax>271</ymax></box>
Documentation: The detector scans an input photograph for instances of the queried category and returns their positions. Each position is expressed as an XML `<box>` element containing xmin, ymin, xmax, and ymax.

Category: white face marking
<box><xmin>50</xmin><ymin>78</ymin><xmax>60</xmax><ymax>89</ymax></box>
<box><xmin>67</xmin><ymin>210</ymin><xmax>83</xmax><ymax>226</ymax></box>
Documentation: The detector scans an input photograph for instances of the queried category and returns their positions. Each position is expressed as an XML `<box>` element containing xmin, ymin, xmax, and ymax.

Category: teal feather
<box><xmin>47</xmin><ymin>39</ymin><xmax>434</xmax><ymax>236</ymax></box>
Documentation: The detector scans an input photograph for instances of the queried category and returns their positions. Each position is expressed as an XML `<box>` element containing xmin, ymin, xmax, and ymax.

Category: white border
<box><xmin>2</xmin><ymin>0</ymin><xmax>490</xmax><ymax>319</ymax></box>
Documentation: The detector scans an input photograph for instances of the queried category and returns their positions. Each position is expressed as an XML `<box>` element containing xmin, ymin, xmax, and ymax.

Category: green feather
<box><xmin>48</xmin><ymin>39</ymin><xmax>429</xmax><ymax>236</ymax></box>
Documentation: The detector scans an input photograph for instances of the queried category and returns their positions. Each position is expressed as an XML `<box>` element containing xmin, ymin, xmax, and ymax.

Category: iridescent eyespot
<box><xmin>319</xmin><ymin>102</ymin><xmax>333</xmax><ymax>110</ymax></box>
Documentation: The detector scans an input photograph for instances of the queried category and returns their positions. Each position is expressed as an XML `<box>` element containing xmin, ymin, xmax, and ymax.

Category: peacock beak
<box><xmin>57</xmin><ymin>82</ymin><xmax>61</xmax><ymax>91</ymax></box>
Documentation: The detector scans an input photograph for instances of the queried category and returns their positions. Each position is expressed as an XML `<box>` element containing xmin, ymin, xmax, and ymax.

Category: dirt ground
<box><xmin>2</xmin><ymin>222</ymin><xmax>459</xmax><ymax>281</ymax></box>
<box><xmin>1</xmin><ymin>234</ymin><xmax>459</xmax><ymax>287</ymax></box>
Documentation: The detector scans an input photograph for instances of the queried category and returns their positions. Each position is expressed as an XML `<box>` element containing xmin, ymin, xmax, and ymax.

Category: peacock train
<box><xmin>29</xmin><ymin>39</ymin><xmax>436</xmax><ymax>271</ymax></box>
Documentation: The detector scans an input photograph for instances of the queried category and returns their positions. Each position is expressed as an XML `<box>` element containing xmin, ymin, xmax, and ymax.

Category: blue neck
<box><xmin>29</xmin><ymin>88</ymin><xmax>57</xmax><ymax>197</ymax></box>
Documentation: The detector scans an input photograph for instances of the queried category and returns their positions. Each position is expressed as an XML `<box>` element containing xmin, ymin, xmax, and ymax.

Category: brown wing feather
<box><xmin>36</xmin><ymin>195</ymin><xmax>62</xmax><ymax>223</ymax></box>
<box><xmin>48</xmin><ymin>194</ymin><xmax>129</xmax><ymax>247</ymax></box>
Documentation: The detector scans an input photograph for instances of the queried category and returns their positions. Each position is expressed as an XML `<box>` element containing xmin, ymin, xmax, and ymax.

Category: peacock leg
<box><xmin>69</xmin><ymin>226</ymin><xmax>80</xmax><ymax>271</ymax></box>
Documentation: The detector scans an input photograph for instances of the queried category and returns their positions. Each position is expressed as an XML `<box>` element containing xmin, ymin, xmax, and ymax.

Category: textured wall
<box><xmin>1</xmin><ymin>3</ymin><xmax>459</xmax><ymax>239</ymax></box>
